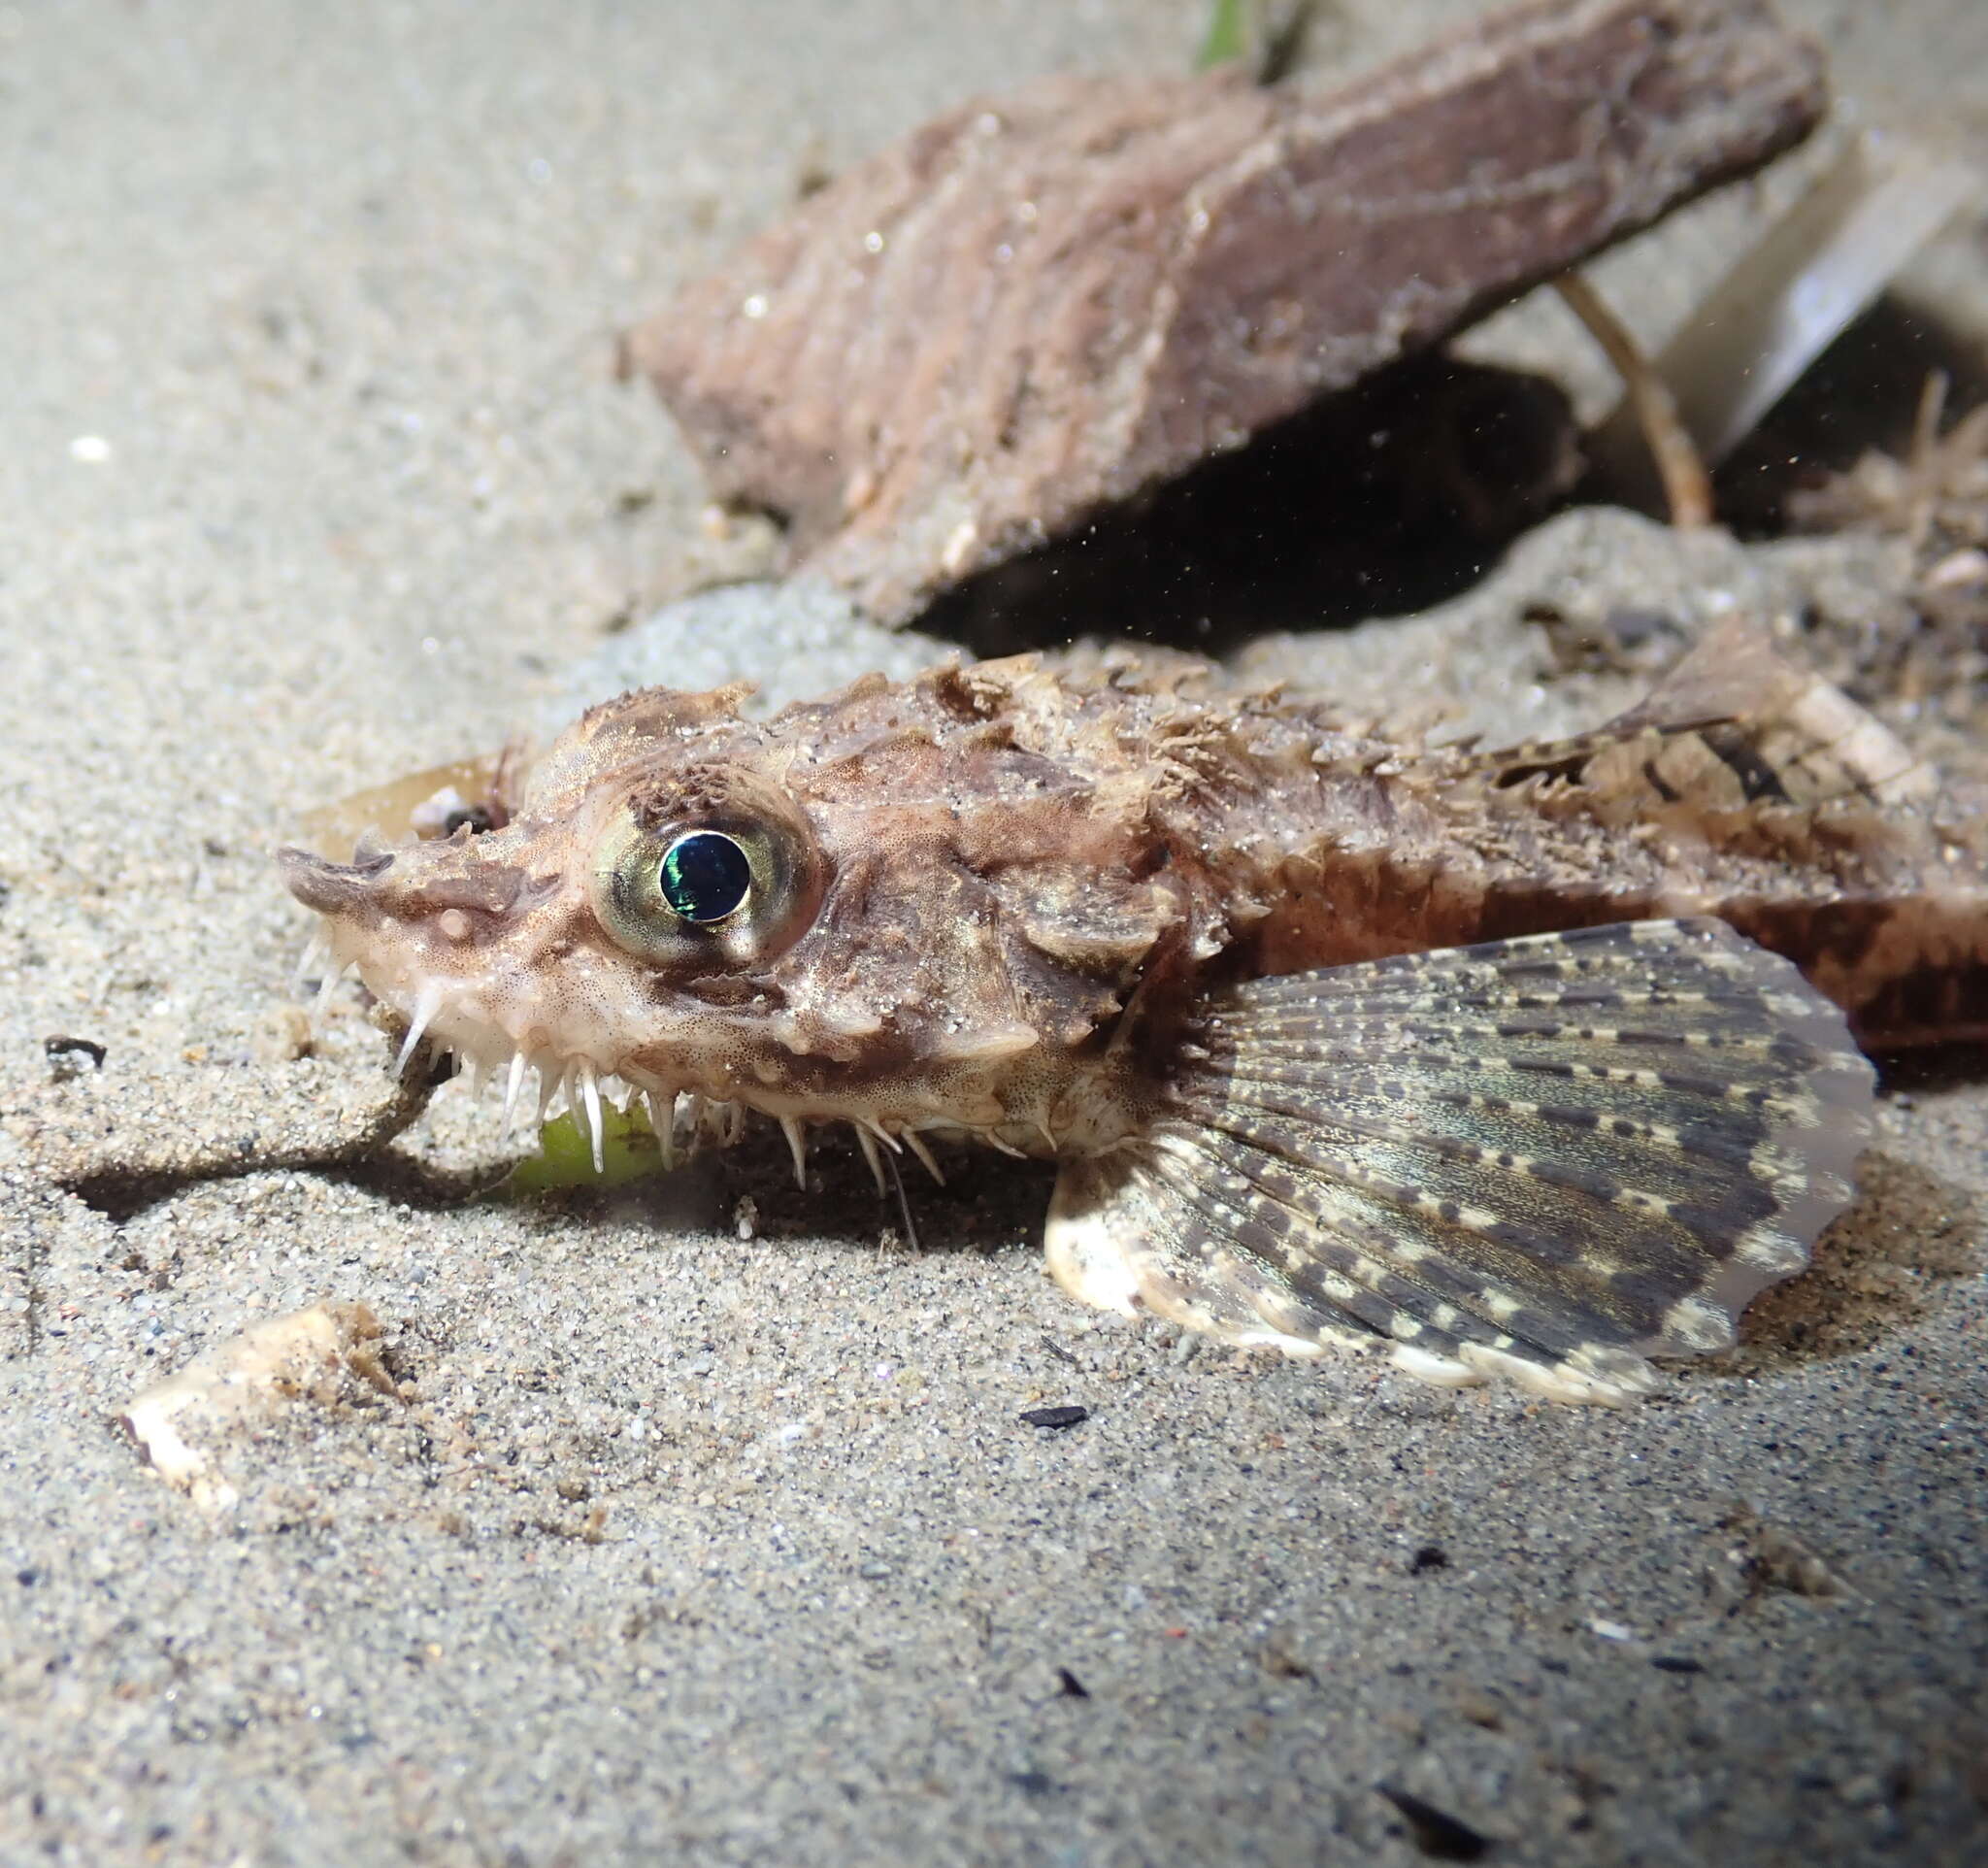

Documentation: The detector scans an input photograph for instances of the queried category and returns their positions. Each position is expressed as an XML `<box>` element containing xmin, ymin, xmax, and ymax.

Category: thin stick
<box><xmin>1905</xmin><ymin>370</ymin><xmax>1949</xmax><ymax>556</ymax></box>
<box><xmin>1554</xmin><ymin>272</ymin><xmax>1714</xmax><ymax>531</ymax></box>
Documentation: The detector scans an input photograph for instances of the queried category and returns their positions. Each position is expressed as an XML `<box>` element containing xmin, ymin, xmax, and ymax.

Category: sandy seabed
<box><xmin>2</xmin><ymin>3</ymin><xmax>1984</xmax><ymax>1863</ymax></box>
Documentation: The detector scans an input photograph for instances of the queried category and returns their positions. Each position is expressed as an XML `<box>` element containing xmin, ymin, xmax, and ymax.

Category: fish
<box><xmin>278</xmin><ymin>617</ymin><xmax>1988</xmax><ymax>1405</ymax></box>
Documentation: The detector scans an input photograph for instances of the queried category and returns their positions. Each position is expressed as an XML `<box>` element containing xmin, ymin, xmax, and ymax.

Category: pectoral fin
<box><xmin>1045</xmin><ymin>919</ymin><xmax>1873</xmax><ymax>1404</ymax></box>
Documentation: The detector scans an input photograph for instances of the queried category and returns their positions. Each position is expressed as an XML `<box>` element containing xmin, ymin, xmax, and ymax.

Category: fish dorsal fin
<box><xmin>1607</xmin><ymin>616</ymin><xmax>1931</xmax><ymax>808</ymax></box>
<box><xmin>1609</xmin><ymin>614</ymin><xmax>1812</xmax><ymax>734</ymax></box>
<box><xmin>1473</xmin><ymin>617</ymin><xmax>1933</xmax><ymax>816</ymax></box>
<box><xmin>1045</xmin><ymin>920</ymin><xmax>1873</xmax><ymax>1404</ymax></box>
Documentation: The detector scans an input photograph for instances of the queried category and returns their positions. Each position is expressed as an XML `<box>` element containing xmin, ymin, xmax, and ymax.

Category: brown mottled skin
<box><xmin>279</xmin><ymin>621</ymin><xmax>1983</xmax><ymax>1401</ymax></box>
<box><xmin>282</xmin><ymin>621</ymin><xmax>1984</xmax><ymax>1144</ymax></box>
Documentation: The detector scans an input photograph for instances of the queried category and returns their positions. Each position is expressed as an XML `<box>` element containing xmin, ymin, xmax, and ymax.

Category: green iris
<box><xmin>658</xmin><ymin>830</ymin><xmax>753</xmax><ymax>924</ymax></box>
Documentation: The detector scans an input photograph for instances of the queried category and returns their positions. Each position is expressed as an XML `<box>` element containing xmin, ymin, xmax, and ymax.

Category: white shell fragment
<box><xmin>119</xmin><ymin>1302</ymin><xmax>394</xmax><ymax>1512</ymax></box>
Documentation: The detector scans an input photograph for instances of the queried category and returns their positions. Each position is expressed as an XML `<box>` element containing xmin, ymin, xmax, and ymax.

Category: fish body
<box><xmin>281</xmin><ymin>620</ymin><xmax>1988</xmax><ymax>1403</ymax></box>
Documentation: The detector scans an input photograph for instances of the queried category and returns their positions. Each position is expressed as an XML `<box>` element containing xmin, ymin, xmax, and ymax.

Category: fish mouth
<box><xmin>279</xmin><ymin>843</ymin><xmax>994</xmax><ymax>1188</ymax></box>
<box><xmin>282</xmin><ymin>883</ymin><xmax>904</xmax><ymax>1185</ymax></box>
<box><xmin>287</xmin><ymin>914</ymin><xmax>974</xmax><ymax>1188</ymax></box>
<box><xmin>280</xmin><ymin>839</ymin><xmax>772</xmax><ymax>1174</ymax></box>
<box><xmin>288</xmin><ymin>938</ymin><xmax>733</xmax><ymax>1175</ymax></box>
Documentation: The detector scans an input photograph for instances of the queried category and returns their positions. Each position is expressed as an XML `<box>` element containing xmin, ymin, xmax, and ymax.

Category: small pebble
<box><xmin>1019</xmin><ymin>1405</ymin><xmax>1088</xmax><ymax>1431</ymax></box>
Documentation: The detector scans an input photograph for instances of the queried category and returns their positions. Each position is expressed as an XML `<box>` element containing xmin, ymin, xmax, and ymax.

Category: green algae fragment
<box><xmin>1196</xmin><ymin>0</ymin><xmax>1249</xmax><ymax>69</ymax></box>
<box><xmin>505</xmin><ymin>1102</ymin><xmax>666</xmax><ymax>1195</ymax></box>
<box><xmin>1195</xmin><ymin>0</ymin><xmax>1312</xmax><ymax>81</ymax></box>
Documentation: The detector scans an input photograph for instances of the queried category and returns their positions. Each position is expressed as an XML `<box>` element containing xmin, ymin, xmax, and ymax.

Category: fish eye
<box><xmin>587</xmin><ymin>783</ymin><xmax>824</xmax><ymax>969</ymax></box>
<box><xmin>658</xmin><ymin>830</ymin><xmax>752</xmax><ymax>925</ymax></box>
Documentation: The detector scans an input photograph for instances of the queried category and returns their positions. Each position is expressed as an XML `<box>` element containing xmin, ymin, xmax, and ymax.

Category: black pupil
<box><xmin>659</xmin><ymin>832</ymin><xmax>752</xmax><ymax>924</ymax></box>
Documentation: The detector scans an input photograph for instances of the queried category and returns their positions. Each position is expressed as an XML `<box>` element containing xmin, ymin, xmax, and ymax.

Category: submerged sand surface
<box><xmin>2</xmin><ymin>3</ymin><xmax>1984</xmax><ymax>1863</ymax></box>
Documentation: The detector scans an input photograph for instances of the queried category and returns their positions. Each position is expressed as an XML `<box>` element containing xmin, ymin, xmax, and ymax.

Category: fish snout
<box><xmin>278</xmin><ymin>837</ymin><xmax>532</xmax><ymax>933</ymax></box>
<box><xmin>276</xmin><ymin>845</ymin><xmax>396</xmax><ymax>918</ymax></box>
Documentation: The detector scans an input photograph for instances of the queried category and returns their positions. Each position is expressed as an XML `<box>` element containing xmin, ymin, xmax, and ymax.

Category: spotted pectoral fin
<box><xmin>1044</xmin><ymin>920</ymin><xmax>1874</xmax><ymax>1405</ymax></box>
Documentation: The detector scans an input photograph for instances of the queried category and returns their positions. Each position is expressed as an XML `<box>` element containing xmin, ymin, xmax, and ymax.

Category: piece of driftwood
<box><xmin>627</xmin><ymin>0</ymin><xmax>1826</xmax><ymax>624</ymax></box>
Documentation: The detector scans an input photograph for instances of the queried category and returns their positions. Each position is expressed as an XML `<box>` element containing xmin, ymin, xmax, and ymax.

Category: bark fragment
<box><xmin>627</xmin><ymin>0</ymin><xmax>1827</xmax><ymax>623</ymax></box>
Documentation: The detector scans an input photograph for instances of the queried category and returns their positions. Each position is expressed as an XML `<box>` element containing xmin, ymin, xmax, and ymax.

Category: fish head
<box><xmin>279</xmin><ymin>664</ymin><xmax>1215</xmax><ymax>1151</ymax></box>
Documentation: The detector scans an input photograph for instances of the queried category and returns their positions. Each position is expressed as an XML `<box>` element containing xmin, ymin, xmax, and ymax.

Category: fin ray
<box><xmin>1046</xmin><ymin>920</ymin><xmax>1873</xmax><ymax>1404</ymax></box>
